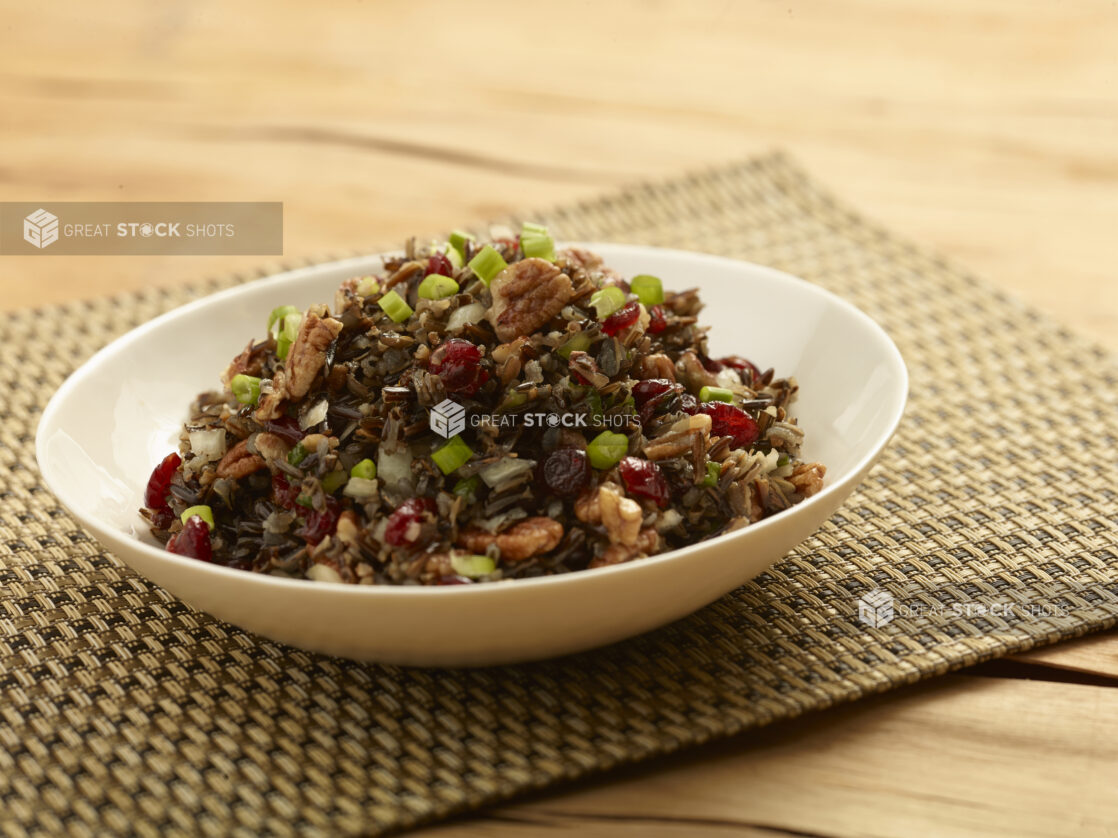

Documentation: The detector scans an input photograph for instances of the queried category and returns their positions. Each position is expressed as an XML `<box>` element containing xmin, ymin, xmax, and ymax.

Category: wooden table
<box><xmin>4</xmin><ymin>1</ymin><xmax>1117</xmax><ymax>834</ymax></box>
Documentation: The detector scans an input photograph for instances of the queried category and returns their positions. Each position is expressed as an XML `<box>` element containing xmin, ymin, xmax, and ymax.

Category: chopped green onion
<box><xmin>418</xmin><ymin>273</ymin><xmax>460</xmax><ymax>300</ymax></box>
<box><xmin>589</xmin><ymin>286</ymin><xmax>626</xmax><ymax>318</ymax></box>
<box><xmin>448</xmin><ymin>229</ymin><xmax>475</xmax><ymax>260</ymax></box>
<box><xmin>321</xmin><ymin>470</ymin><xmax>348</xmax><ymax>493</ymax></box>
<box><xmin>450</xmin><ymin>553</ymin><xmax>496</xmax><ymax>578</ymax></box>
<box><xmin>180</xmin><ymin>505</ymin><xmax>214</xmax><ymax>530</ymax></box>
<box><xmin>467</xmin><ymin>245</ymin><xmax>507</xmax><ymax>286</ymax></box>
<box><xmin>704</xmin><ymin>461</ymin><xmax>722</xmax><ymax>487</ymax></box>
<box><xmin>452</xmin><ymin>475</ymin><xmax>480</xmax><ymax>499</ymax></box>
<box><xmin>276</xmin><ymin>312</ymin><xmax>302</xmax><ymax>360</ymax></box>
<box><xmin>557</xmin><ymin>331</ymin><xmax>592</xmax><ymax>360</ymax></box>
<box><xmin>700</xmin><ymin>386</ymin><xmax>734</xmax><ymax>403</ymax></box>
<box><xmin>442</xmin><ymin>242</ymin><xmax>464</xmax><ymax>271</ymax></box>
<box><xmin>431</xmin><ymin>435</ymin><xmax>473</xmax><ymax>475</ymax></box>
<box><xmin>295</xmin><ymin>495</ymin><xmax>313</xmax><ymax>509</ymax></box>
<box><xmin>630</xmin><ymin>274</ymin><xmax>664</xmax><ymax>305</ymax></box>
<box><xmin>520</xmin><ymin>221</ymin><xmax>555</xmax><ymax>262</ymax></box>
<box><xmin>350</xmin><ymin>458</ymin><xmax>376</xmax><ymax>480</ymax></box>
<box><xmin>777</xmin><ymin>454</ymin><xmax>790</xmax><ymax>467</ymax></box>
<box><xmin>378</xmin><ymin>289</ymin><xmax>414</xmax><ymax>323</ymax></box>
<box><xmin>287</xmin><ymin>442</ymin><xmax>307</xmax><ymax>466</ymax></box>
<box><xmin>230</xmin><ymin>374</ymin><xmax>261</xmax><ymax>406</ymax></box>
<box><xmin>587</xmin><ymin>430</ymin><xmax>628</xmax><ymax>469</ymax></box>
<box><xmin>356</xmin><ymin>276</ymin><xmax>379</xmax><ymax>297</ymax></box>
<box><xmin>267</xmin><ymin>305</ymin><xmax>298</xmax><ymax>335</ymax></box>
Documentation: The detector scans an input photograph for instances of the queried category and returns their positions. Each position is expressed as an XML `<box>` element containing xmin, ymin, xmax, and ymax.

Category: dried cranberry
<box><xmin>385</xmin><ymin>497</ymin><xmax>437</xmax><ymax>547</ymax></box>
<box><xmin>144</xmin><ymin>452</ymin><xmax>181</xmax><ymax>510</ymax></box>
<box><xmin>166</xmin><ymin>515</ymin><xmax>212</xmax><ymax>561</ymax></box>
<box><xmin>648</xmin><ymin>305</ymin><xmax>668</xmax><ymax>333</ymax></box>
<box><xmin>719</xmin><ymin>355</ymin><xmax>760</xmax><ymax>386</ymax></box>
<box><xmin>619</xmin><ymin>457</ymin><xmax>670</xmax><ymax>507</ymax></box>
<box><xmin>149</xmin><ymin>507</ymin><xmax>175</xmax><ymax>531</ymax></box>
<box><xmin>680</xmin><ymin>393</ymin><xmax>699</xmax><ymax>415</ymax></box>
<box><xmin>297</xmin><ymin>496</ymin><xmax>341</xmax><ymax>545</ymax></box>
<box><xmin>699</xmin><ymin>355</ymin><xmax>724</xmax><ymax>373</ymax></box>
<box><xmin>537</xmin><ymin>448</ymin><xmax>590</xmax><ymax>497</ymax></box>
<box><xmin>632</xmin><ymin>378</ymin><xmax>675</xmax><ymax>406</ymax></box>
<box><xmin>263</xmin><ymin>416</ymin><xmax>305</xmax><ymax>444</ymax></box>
<box><xmin>699</xmin><ymin>402</ymin><xmax>759</xmax><ymax>448</ymax></box>
<box><xmin>427</xmin><ymin>252</ymin><xmax>453</xmax><ymax>277</ymax></box>
<box><xmin>495</xmin><ymin>236</ymin><xmax>519</xmax><ymax>255</ymax></box>
<box><xmin>272</xmin><ymin>473</ymin><xmax>300</xmax><ymax>510</ymax></box>
<box><xmin>429</xmin><ymin>338</ymin><xmax>487</xmax><ymax>397</ymax></box>
<box><xmin>601</xmin><ymin>301</ymin><xmax>641</xmax><ymax>337</ymax></box>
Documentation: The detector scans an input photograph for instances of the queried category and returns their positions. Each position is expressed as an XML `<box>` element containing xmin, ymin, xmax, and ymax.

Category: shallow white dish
<box><xmin>36</xmin><ymin>244</ymin><xmax>906</xmax><ymax>666</ymax></box>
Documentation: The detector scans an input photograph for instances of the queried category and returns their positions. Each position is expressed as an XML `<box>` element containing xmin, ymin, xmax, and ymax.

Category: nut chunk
<box><xmin>457</xmin><ymin>516</ymin><xmax>564</xmax><ymax>562</ymax></box>
<box><xmin>286</xmin><ymin>312</ymin><xmax>344</xmax><ymax>399</ymax></box>
<box><xmin>486</xmin><ymin>257</ymin><xmax>573</xmax><ymax>342</ymax></box>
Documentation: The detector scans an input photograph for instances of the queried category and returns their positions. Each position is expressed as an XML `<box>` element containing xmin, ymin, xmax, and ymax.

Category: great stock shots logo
<box><xmin>429</xmin><ymin>399</ymin><xmax>467</xmax><ymax>438</ymax></box>
<box><xmin>23</xmin><ymin>208</ymin><xmax>59</xmax><ymax>249</ymax></box>
<box><xmin>858</xmin><ymin>589</ymin><xmax>895</xmax><ymax>628</ymax></box>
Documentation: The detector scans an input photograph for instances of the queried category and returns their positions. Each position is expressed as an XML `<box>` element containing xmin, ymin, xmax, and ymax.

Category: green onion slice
<box><xmin>557</xmin><ymin>331</ymin><xmax>592</xmax><ymax>360</ymax></box>
<box><xmin>180</xmin><ymin>505</ymin><xmax>215</xmax><ymax>530</ymax></box>
<box><xmin>587</xmin><ymin>430</ymin><xmax>629</xmax><ymax>469</ymax></box>
<box><xmin>356</xmin><ymin>276</ymin><xmax>380</xmax><ymax>297</ymax></box>
<box><xmin>520</xmin><ymin>221</ymin><xmax>555</xmax><ymax>262</ymax></box>
<box><xmin>378</xmin><ymin>289</ymin><xmax>414</xmax><ymax>323</ymax></box>
<box><xmin>452</xmin><ymin>475</ymin><xmax>480</xmax><ymax>498</ymax></box>
<box><xmin>589</xmin><ymin>286</ymin><xmax>626</xmax><ymax>318</ymax></box>
<box><xmin>230</xmin><ymin>374</ymin><xmax>261</xmax><ymax>406</ymax></box>
<box><xmin>418</xmin><ymin>273</ymin><xmax>460</xmax><ymax>300</ymax></box>
<box><xmin>450</xmin><ymin>553</ymin><xmax>495</xmax><ymax>578</ymax></box>
<box><xmin>699</xmin><ymin>386</ymin><xmax>734</xmax><ymax>403</ymax></box>
<box><xmin>448</xmin><ymin>229</ymin><xmax>475</xmax><ymax>260</ymax></box>
<box><xmin>431</xmin><ymin>435</ymin><xmax>474</xmax><ymax>475</ymax></box>
<box><xmin>321</xmin><ymin>470</ymin><xmax>348</xmax><ymax>493</ymax></box>
<box><xmin>276</xmin><ymin>312</ymin><xmax>302</xmax><ymax>360</ymax></box>
<box><xmin>287</xmin><ymin>442</ymin><xmax>307</xmax><ymax>466</ymax></box>
<box><xmin>350</xmin><ymin>458</ymin><xmax>377</xmax><ymax>480</ymax></box>
<box><xmin>267</xmin><ymin>305</ymin><xmax>298</xmax><ymax>335</ymax></box>
<box><xmin>467</xmin><ymin>245</ymin><xmax>507</xmax><ymax>286</ymax></box>
<box><xmin>442</xmin><ymin>242</ymin><xmax>464</xmax><ymax>271</ymax></box>
<box><xmin>630</xmin><ymin>274</ymin><xmax>664</xmax><ymax>305</ymax></box>
<box><xmin>704</xmin><ymin>461</ymin><xmax>722</xmax><ymax>487</ymax></box>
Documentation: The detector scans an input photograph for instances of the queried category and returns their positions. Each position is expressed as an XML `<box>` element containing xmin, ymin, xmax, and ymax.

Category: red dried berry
<box><xmin>272</xmin><ymin>473</ymin><xmax>300</xmax><ymax>510</ymax></box>
<box><xmin>619</xmin><ymin>456</ymin><xmax>670</xmax><ymax>507</ymax></box>
<box><xmin>166</xmin><ymin>515</ymin><xmax>212</xmax><ymax>561</ymax></box>
<box><xmin>495</xmin><ymin>236</ymin><xmax>519</xmax><ymax>255</ymax></box>
<box><xmin>699</xmin><ymin>402</ymin><xmax>759</xmax><ymax>448</ymax></box>
<box><xmin>648</xmin><ymin>305</ymin><xmax>668</xmax><ymax>333</ymax></box>
<box><xmin>601</xmin><ymin>301</ymin><xmax>641</xmax><ymax>337</ymax></box>
<box><xmin>144</xmin><ymin>452</ymin><xmax>181</xmax><ymax>510</ymax></box>
<box><xmin>679</xmin><ymin>393</ymin><xmax>699</xmax><ymax>415</ymax></box>
<box><xmin>297</xmin><ymin>496</ymin><xmax>341</xmax><ymax>545</ymax></box>
<box><xmin>429</xmin><ymin>338</ymin><xmax>487</xmax><ymax>397</ymax></box>
<box><xmin>538</xmin><ymin>448</ymin><xmax>590</xmax><ymax>497</ymax></box>
<box><xmin>150</xmin><ymin>507</ymin><xmax>175</xmax><ymax>531</ymax></box>
<box><xmin>699</xmin><ymin>355</ymin><xmax>724</xmax><ymax>373</ymax></box>
<box><xmin>385</xmin><ymin>497</ymin><xmax>437</xmax><ymax>547</ymax></box>
<box><xmin>427</xmin><ymin>252</ymin><xmax>454</xmax><ymax>277</ymax></box>
<box><xmin>719</xmin><ymin>355</ymin><xmax>760</xmax><ymax>386</ymax></box>
<box><xmin>631</xmin><ymin>378</ymin><xmax>675</xmax><ymax>406</ymax></box>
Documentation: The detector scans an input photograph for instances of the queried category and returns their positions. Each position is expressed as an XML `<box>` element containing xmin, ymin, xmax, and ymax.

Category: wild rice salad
<box><xmin>141</xmin><ymin>224</ymin><xmax>826</xmax><ymax>584</ymax></box>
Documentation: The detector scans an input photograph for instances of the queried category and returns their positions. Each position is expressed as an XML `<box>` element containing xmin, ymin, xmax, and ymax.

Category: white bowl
<box><xmin>36</xmin><ymin>244</ymin><xmax>906</xmax><ymax>666</ymax></box>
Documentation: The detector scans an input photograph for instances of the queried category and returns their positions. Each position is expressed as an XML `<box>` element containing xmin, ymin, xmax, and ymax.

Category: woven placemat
<box><xmin>3</xmin><ymin>152</ymin><xmax>1117</xmax><ymax>837</ymax></box>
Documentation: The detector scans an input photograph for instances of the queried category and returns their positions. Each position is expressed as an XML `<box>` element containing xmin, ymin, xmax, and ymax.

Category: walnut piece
<box><xmin>215</xmin><ymin>439</ymin><xmax>266</xmax><ymax>479</ymax></box>
<box><xmin>788</xmin><ymin>462</ymin><xmax>826</xmax><ymax>497</ymax></box>
<box><xmin>487</xmin><ymin>258</ymin><xmax>573</xmax><ymax>342</ymax></box>
<box><xmin>634</xmin><ymin>353</ymin><xmax>676</xmax><ymax>382</ymax></box>
<box><xmin>457</xmin><ymin>516</ymin><xmax>564</xmax><ymax>562</ymax></box>
<box><xmin>590</xmin><ymin>528</ymin><xmax>660</xmax><ymax>568</ymax></box>
<box><xmin>286</xmin><ymin>312</ymin><xmax>344</xmax><ymax>399</ymax></box>
<box><xmin>597</xmin><ymin>483</ymin><xmax>642</xmax><ymax>547</ymax></box>
<box><xmin>677</xmin><ymin>350</ymin><xmax>718</xmax><ymax>391</ymax></box>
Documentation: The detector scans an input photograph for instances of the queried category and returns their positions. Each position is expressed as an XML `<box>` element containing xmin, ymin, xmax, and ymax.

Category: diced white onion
<box><xmin>447</xmin><ymin>302</ymin><xmax>486</xmax><ymax>332</ymax></box>
<box><xmin>307</xmin><ymin>563</ymin><xmax>343</xmax><ymax>584</ymax></box>
<box><xmin>343</xmin><ymin>477</ymin><xmax>378</xmax><ymax>500</ymax></box>
<box><xmin>479</xmin><ymin>457</ymin><xmax>535</xmax><ymax>488</ymax></box>
<box><xmin>716</xmin><ymin>368</ymin><xmax>742</xmax><ymax>389</ymax></box>
<box><xmin>188</xmin><ymin>428</ymin><xmax>227</xmax><ymax>463</ymax></box>
<box><xmin>377</xmin><ymin>445</ymin><xmax>414</xmax><ymax>491</ymax></box>
<box><xmin>299</xmin><ymin>398</ymin><xmax>329</xmax><ymax>430</ymax></box>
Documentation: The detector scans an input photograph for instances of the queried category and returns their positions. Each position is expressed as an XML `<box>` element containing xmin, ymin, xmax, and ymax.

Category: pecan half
<box><xmin>254</xmin><ymin>369</ymin><xmax>287</xmax><ymax>421</ymax></box>
<box><xmin>456</xmin><ymin>516</ymin><xmax>563</xmax><ymax>562</ymax></box>
<box><xmin>597</xmin><ymin>483</ymin><xmax>642</xmax><ymax>547</ymax></box>
<box><xmin>252</xmin><ymin>432</ymin><xmax>291</xmax><ymax>465</ymax></box>
<box><xmin>286</xmin><ymin>312</ymin><xmax>344</xmax><ymax>400</ymax></box>
<box><xmin>677</xmin><ymin>350</ymin><xmax>718</xmax><ymax>391</ymax></box>
<box><xmin>788</xmin><ymin>462</ymin><xmax>826</xmax><ymax>498</ymax></box>
<box><xmin>634</xmin><ymin>353</ymin><xmax>676</xmax><ymax>382</ymax></box>
<box><xmin>216</xmin><ymin>439</ymin><xmax>266</xmax><ymax>479</ymax></box>
<box><xmin>487</xmin><ymin>258</ymin><xmax>573</xmax><ymax>342</ymax></box>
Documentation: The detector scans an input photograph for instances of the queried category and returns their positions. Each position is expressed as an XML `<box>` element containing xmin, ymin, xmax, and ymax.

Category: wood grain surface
<box><xmin>3</xmin><ymin>2</ymin><xmax>1116</xmax><ymax>836</ymax></box>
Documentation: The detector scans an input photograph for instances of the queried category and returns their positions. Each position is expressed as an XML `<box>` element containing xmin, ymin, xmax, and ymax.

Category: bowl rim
<box><xmin>36</xmin><ymin>242</ymin><xmax>908</xmax><ymax>599</ymax></box>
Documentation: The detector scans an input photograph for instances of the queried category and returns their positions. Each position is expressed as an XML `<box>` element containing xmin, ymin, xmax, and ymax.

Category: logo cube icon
<box><xmin>858</xmin><ymin>589</ymin><xmax>894</xmax><ymax>628</ymax></box>
<box><xmin>429</xmin><ymin>398</ymin><xmax>466</xmax><ymax>438</ymax></box>
<box><xmin>23</xmin><ymin>208</ymin><xmax>59</xmax><ymax>249</ymax></box>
